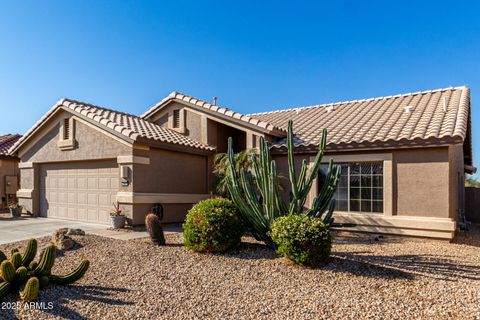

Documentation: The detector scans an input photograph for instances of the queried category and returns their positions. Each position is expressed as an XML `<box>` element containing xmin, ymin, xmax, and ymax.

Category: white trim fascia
<box><xmin>18</xmin><ymin>162</ymin><xmax>34</xmax><ymax>169</ymax></box>
<box><xmin>17</xmin><ymin>189</ymin><xmax>33</xmax><ymax>198</ymax></box>
<box><xmin>117</xmin><ymin>155</ymin><xmax>150</xmax><ymax>165</ymax></box>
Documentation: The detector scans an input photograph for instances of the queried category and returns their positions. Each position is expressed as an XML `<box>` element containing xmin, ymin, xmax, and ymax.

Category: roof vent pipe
<box><xmin>213</xmin><ymin>96</ymin><xmax>217</xmax><ymax>106</ymax></box>
<box><xmin>404</xmin><ymin>105</ymin><xmax>414</xmax><ymax>113</ymax></box>
<box><xmin>325</xmin><ymin>105</ymin><xmax>335</xmax><ymax>113</ymax></box>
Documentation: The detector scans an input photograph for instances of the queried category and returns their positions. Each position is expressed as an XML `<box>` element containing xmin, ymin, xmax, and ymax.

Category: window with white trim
<box><xmin>319</xmin><ymin>162</ymin><xmax>384</xmax><ymax>213</ymax></box>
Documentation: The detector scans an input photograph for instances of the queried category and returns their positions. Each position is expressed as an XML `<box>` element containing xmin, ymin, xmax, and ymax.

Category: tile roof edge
<box><xmin>141</xmin><ymin>91</ymin><xmax>284</xmax><ymax>133</ymax></box>
<box><xmin>8</xmin><ymin>99</ymin><xmax>66</xmax><ymax>155</ymax></box>
<box><xmin>60</xmin><ymin>99</ymin><xmax>215</xmax><ymax>151</ymax></box>
<box><xmin>249</xmin><ymin>86</ymin><xmax>468</xmax><ymax>116</ymax></box>
<box><xmin>9</xmin><ymin>97</ymin><xmax>215</xmax><ymax>155</ymax></box>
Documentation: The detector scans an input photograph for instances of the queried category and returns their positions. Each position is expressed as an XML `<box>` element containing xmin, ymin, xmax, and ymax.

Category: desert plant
<box><xmin>226</xmin><ymin>120</ymin><xmax>340</xmax><ymax>246</ymax></box>
<box><xmin>214</xmin><ymin>149</ymin><xmax>287</xmax><ymax>198</ymax></box>
<box><xmin>145</xmin><ymin>213</ymin><xmax>166</xmax><ymax>245</ymax></box>
<box><xmin>11</xmin><ymin>252</ymin><xmax>22</xmax><ymax>269</ymax></box>
<box><xmin>20</xmin><ymin>277</ymin><xmax>39</xmax><ymax>302</ymax></box>
<box><xmin>0</xmin><ymin>238</ymin><xmax>90</xmax><ymax>302</ymax></box>
<box><xmin>21</xmin><ymin>237</ymin><xmax>37</xmax><ymax>266</ymax></box>
<box><xmin>270</xmin><ymin>214</ymin><xmax>332</xmax><ymax>266</ymax></box>
<box><xmin>0</xmin><ymin>251</ymin><xmax>6</xmax><ymax>264</ymax></box>
<box><xmin>50</xmin><ymin>260</ymin><xmax>90</xmax><ymax>285</ymax></box>
<box><xmin>183</xmin><ymin>198</ymin><xmax>244</xmax><ymax>253</ymax></box>
<box><xmin>213</xmin><ymin>149</ymin><xmax>257</xmax><ymax>197</ymax></box>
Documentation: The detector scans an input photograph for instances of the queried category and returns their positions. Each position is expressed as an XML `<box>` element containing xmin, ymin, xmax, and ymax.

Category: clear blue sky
<box><xmin>1</xmin><ymin>1</ymin><xmax>479</xmax><ymax>173</ymax></box>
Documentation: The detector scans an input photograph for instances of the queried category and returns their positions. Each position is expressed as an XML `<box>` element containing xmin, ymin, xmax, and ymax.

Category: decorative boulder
<box><xmin>66</xmin><ymin>228</ymin><xmax>85</xmax><ymax>236</ymax></box>
<box><xmin>51</xmin><ymin>229</ymin><xmax>79</xmax><ymax>251</ymax></box>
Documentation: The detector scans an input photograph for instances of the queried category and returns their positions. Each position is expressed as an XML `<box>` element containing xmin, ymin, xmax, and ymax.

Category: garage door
<box><xmin>39</xmin><ymin>160</ymin><xmax>119</xmax><ymax>224</ymax></box>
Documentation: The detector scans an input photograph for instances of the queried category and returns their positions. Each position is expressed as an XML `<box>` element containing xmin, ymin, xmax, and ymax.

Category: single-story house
<box><xmin>9</xmin><ymin>86</ymin><xmax>473</xmax><ymax>239</ymax></box>
<box><xmin>0</xmin><ymin>134</ymin><xmax>21</xmax><ymax>209</ymax></box>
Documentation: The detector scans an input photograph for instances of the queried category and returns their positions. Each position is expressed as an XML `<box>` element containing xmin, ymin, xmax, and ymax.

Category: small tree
<box><xmin>226</xmin><ymin>120</ymin><xmax>340</xmax><ymax>247</ymax></box>
<box><xmin>213</xmin><ymin>149</ymin><xmax>258</xmax><ymax>197</ymax></box>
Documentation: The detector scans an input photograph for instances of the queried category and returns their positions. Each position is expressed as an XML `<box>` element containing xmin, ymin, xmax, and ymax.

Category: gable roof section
<box><xmin>250</xmin><ymin>86</ymin><xmax>471</xmax><ymax>152</ymax></box>
<box><xmin>0</xmin><ymin>134</ymin><xmax>21</xmax><ymax>157</ymax></box>
<box><xmin>9</xmin><ymin>99</ymin><xmax>215</xmax><ymax>155</ymax></box>
<box><xmin>142</xmin><ymin>91</ymin><xmax>285</xmax><ymax>136</ymax></box>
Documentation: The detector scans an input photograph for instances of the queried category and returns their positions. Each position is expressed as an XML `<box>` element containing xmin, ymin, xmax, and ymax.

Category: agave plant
<box><xmin>226</xmin><ymin>120</ymin><xmax>340</xmax><ymax>247</ymax></box>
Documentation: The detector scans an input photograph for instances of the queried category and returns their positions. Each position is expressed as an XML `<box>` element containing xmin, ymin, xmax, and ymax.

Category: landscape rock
<box><xmin>51</xmin><ymin>229</ymin><xmax>77</xmax><ymax>251</ymax></box>
<box><xmin>66</xmin><ymin>228</ymin><xmax>86</xmax><ymax>236</ymax></box>
<box><xmin>1</xmin><ymin>228</ymin><xmax>478</xmax><ymax>319</ymax></box>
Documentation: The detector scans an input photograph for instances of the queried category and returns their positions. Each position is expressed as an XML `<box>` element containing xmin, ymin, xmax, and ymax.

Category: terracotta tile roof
<box><xmin>9</xmin><ymin>99</ymin><xmax>215</xmax><ymax>154</ymax></box>
<box><xmin>0</xmin><ymin>134</ymin><xmax>21</xmax><ymax>156</ymax></box>
<box><xmin>250</xmin><ymin>86</ymin><xmax>470</xmax><ymax>149</ymax></box>
<box><xmin>142</xmin><ymin>91</ymin><xmax>284</xmax><ymax>135</ymax></box>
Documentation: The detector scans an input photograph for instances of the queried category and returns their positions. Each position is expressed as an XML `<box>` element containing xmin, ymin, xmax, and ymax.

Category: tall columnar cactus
<box><xmin>21</xmin><ymin>239</ymin><xmax>37</xmax><ymax>267</ymax></box>
<box><xmin>0</xmin><ymin>238</ymin><xmax>90</xmax><ymax>302</ymax></box>
<box><xmin>226</xmin><ymin>120</ymin><xmax>340</xmax><ymax>246</ymax></box>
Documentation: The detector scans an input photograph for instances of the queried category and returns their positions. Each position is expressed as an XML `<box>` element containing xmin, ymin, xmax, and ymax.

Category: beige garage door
<box><xmin>39</xmin><ymin>161</ymin><xmax>119</xmax><ymax>224</ymax></box>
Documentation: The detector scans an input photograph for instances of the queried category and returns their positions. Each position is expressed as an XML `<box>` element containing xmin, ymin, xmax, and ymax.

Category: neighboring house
<box><xmin>9</xmin><ymin>86</ymin><xmax>473</xmax><ymax>239</ymax></box>
<box><xmin>0</xmin><ymin>134</ymin><xmax>21</xmax><ymax>209</ymax></box>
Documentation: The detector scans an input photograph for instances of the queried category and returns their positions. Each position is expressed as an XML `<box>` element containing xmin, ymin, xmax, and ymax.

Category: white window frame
<box><xmin>308</xmin><ymin>153</ymin><xmax>393</xmax><ymax>217</ymax></box>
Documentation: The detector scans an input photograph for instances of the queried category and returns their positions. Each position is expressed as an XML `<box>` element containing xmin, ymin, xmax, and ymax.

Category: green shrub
<box><xmin>183</xmin><ymin>198</ymin><xmax>244</xmax><ymax>253</ymax></box>
<box><xmin>269</xmin><ymin>214</ymin><xmax>332</xmax><ymax>266</ymax></box>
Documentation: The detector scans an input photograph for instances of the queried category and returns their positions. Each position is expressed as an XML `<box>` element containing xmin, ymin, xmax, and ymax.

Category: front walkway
<box><xmin>0</xmin><ymin>215</ymin><xmax>107</xmax><ymax>245</ymax></box>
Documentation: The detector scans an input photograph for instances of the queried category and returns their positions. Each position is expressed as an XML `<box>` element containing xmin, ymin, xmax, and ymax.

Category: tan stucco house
<box><xmin>9</xmin><ymin>86</ymin><xmax>473</xmax><ymax>239</ymax></box>
<box><xmin>0</xmin><ymin>134</ymin><xmax>21</xmax><ymax>209</ymax></box>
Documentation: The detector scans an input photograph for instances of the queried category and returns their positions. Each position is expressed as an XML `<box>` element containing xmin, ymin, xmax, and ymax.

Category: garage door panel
<box><xmin>39</xmin><ymin>160</ymin><xmax>117</xmax><ymax>224</ymax></box>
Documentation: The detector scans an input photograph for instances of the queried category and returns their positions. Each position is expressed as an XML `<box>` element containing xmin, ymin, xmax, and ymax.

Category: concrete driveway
<box><xmin>0</xmin><ymin>216</ymin><xmax>107</xmax><ymax>245</ymax></box>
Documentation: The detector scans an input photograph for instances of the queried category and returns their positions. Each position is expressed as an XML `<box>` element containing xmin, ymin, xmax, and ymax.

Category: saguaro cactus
<box><xmin>226</xmin><ymin>120</ymin><xmax>340</xmax><ymax>246</ymax></box>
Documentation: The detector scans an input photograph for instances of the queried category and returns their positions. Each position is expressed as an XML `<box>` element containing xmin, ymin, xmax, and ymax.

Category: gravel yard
<box><xmin>1</xmin><ymin>228</ymin><xmax>479</xmax><ymax>320</ymax></box>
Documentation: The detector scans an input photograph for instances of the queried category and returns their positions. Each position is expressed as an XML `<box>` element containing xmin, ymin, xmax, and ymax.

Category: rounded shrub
<box><xmin>269</xmin><ymin>214</ymin><xmax>332</xmax><ymax>266</ymax></box>
<box><xmin>183</xmin><ymin>198</ymin><xmax>244</xmax><ymax>253</ymax></box>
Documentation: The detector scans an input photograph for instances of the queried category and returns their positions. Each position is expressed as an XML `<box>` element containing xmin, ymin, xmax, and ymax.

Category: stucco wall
<box><xmin>17</xmin><ymin>111</ymin><xmax>131</xmax><ymax>216</ymax></box>
<box><xmin>185</xmin><ymin>110</ymin><xmax>202</xmax><ymax>143</ymax></box>
<box><xmin>448</xmin><ymin>144</ymin><xmax>464</xmax><ymax>220</ymax></box>
<box><xmin>130</xmin><ymin>203</ymin><xmax>195</xmax><ymax>225</ymax></box>
<box><xmin>273</xmin><ymin>147</ymin><xmax>453</xmax><ymax>219</ymax></box>
<box><xmin>132</xmin><ymin>148</ymin><xmax>208</xmax><ymax>194</ymax></box>
<box><xmin>394</xmin><ymin>147</ymin><xmax>450</xmax><ymax>218</ymax></box>
<box><xmin>20</xmin><ymin>112</ymin><xmax>131</xmax><ymax>163</ymax></box>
